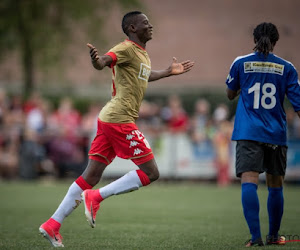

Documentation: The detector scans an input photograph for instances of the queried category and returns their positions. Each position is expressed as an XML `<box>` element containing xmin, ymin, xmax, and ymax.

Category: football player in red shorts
<box><xmin>39</xmin><ymin>11</ymin><xmax>194</xmax><ymax>247</ymax></box>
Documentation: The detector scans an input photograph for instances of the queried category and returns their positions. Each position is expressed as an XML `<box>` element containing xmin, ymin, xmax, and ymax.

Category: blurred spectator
<box><xmin>138</xmin><ymin>100</ymin><xmax>163</xmax><ymax>133</ymax></box>
<box><xmin>48</xmin><ymin>97</ymin><xmax>81</xmax><ymax>138</ymax></box>
<box><xmin>47</xmin><ymin>128</ymin><xmax>85</xmax><ymax>178</ymax></box>
<box><xmin>212</xmin><ymin>103</ymin><xmax>232</xmax><ymax>187</ymax></box>
<box><xmin>81</xmin><ymin>102</ymin><xmax>101</xmax><ymax>154</ymax></box>
<box><xmin>20</xmin><ymin>97</ymin><xmax>54</xmax><ymax>179</ymax></box>
<box><xmin>0</xmin><ymin>127</ymin><xmax>20</xmax><ymax>179</ymax></box>
<box><xmin>19</xmin><ymin>128</ymin><xmax>51</xmax><ymax>179</ymax></box>
<box><xmin>0</xmin><ymin>93</ymin><xmax>24</xmax><ymax>180</ymax></box>
<box><xmin>161</xmin><ymin>95</ymin><xmax>189</xmax><ymax>133</ymax></box>
<box><xmin>213</xmin><ymin>120</ymin><xmax>233</xmax><ymax>187</ymax></box>
<box><xmin>213</xmin><ymin>103</ymin><xmax>229</xmax><ymax>123</ymax></box>
<box><xmin>286</xmin><ymin>107</ymin><xmax>297</xmax><ymax>139</ymax></box>
<box><xmin>193</xmin><ymin>98</ymin><xmax>210</xmax><ymax>132</ymax></box>
<box><xmin>26</xmin><ymin>97</ymin><xmax>50</xmax><ymax>134</ymax></box>
<box><xmin>81</xmin><ymin>103</ymin><xmax>100</xmax><ymax>138</ymax></box>
<box><xmin>288</xmin><ymin>108</ymin><xmax>300</xmax><ymax>139</ymax></box>
<box><xmin>7</xmin><ymin>94</ymin><xmax>25</xmax><ymax>135</ymax></box>
<box><xmin>23</xmin><ymin>91</ymin><xmax>42</xmax><ymax>114</ymax></box>
<box><xmin>47</xmin><ymin>98</ymin><xmax>85</xmax><ymax>178</ymax></box>
<box><xmin>190</xmin><ymin>98</ymin><xmax>214</xmax><ymax>159</ymax></box>
<box><xmin>1</xmin><ymin>91</ymin><xmax>300</xmax><ymax>182</ymax></box>
<box><xmin>0</xmin><ymin>88</ymin><xmax>9</xmax><ymax>126</ymax></box>
<box><xmin>137</xmin><ymin>100</ymin><xmax>164</xmax><ymax>153</ymax></box>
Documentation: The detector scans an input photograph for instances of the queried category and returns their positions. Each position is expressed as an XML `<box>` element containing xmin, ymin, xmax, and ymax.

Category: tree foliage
<box><xmin>0</xmin><ymin>0</ymin><xmax>141</xmax><ymax>97</ymax></box>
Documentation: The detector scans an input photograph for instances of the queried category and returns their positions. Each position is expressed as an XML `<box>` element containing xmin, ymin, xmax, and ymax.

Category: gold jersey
<box><xmin>99</xmin><ymin>39</ymin><xmax>151</xmax><ymax>123</ymax></box>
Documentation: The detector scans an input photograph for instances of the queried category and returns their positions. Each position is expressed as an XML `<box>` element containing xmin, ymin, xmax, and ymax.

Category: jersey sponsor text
<box><xmin>244</xmin><ymin>62</ymin><xmax>284</xmax><ymax>75</ymax></box>
<box><xmin>138</xmin><ymin>63</ymin><xmax>151</xmax><ymax>81</ymax></box>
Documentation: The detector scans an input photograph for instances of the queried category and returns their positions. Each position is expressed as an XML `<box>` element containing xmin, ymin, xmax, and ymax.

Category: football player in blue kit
<box><xmin>226</xmin><ymin>22</ymin><xmax>300</xmax><ymax>247</ymax></box>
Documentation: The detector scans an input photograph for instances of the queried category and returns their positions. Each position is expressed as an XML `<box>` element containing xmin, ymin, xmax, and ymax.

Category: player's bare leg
<box><xmin>138</xmin><ymin>158</ymin><xmax>160</xmax><ymax>182</ymax></box>
<box><xmin>266</xmin><ymin>174</ymin><xmax>283</xmax><ymax>188</ymax></box>
<box><xmin>82</xmin><ymin>158</ymin><xmax>159</xmax><ymax>228</ymax></box>
<box><xmin>82</xmin><ymin>159</ymin><xmax>108</xmax><ymax>187</ymax></box>
<box><xmin>241</xmin><ymin>171</ymin><xmax>259</xmax><ymax>185</ymax></box>
<box><xmin>265</xmin><ymin>174</ymin><xmax>285</xmax><ymax>245</ymax></box>
<box><xmin>39</xmin><ymin>159</ymin><xmax>106</xmax><ymax>247</ymax></box>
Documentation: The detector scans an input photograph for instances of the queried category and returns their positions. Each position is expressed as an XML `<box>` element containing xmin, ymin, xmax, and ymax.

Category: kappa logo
<box><xmin>130</xmin><ymin>141</ymin><xmax>139</xmax><ymax>148</ymax></box>
<box><xmin>134</xmin><ymin>148</ymin><xmax>144</xmax><ymax>156</ymax></box>
<box><xmin>138</xmin><ymin>63</ymin><xmax>151</xmax><ymax>81</ymax></box>
<box><xmin>126</xmin><ymin>134</ymin><xmax>135</xmax><ymax>140</ymax></box>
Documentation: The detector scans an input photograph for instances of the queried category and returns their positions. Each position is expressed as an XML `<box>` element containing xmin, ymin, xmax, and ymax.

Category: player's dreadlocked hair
<box><xmin>253</xmin><ymin>22</ymin><xmax>279</xmax><ymax>57</ymax></box>
<box><xmin>122</xmin><ymin>11</ymin><xmax>143</xmax><ymax>36</ymax></box>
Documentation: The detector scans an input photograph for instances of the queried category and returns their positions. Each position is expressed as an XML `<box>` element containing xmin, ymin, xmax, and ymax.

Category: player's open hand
<box><xmin>170</xmin><ymin>57</ymin><xmax>194</xmax><ymax>75</ymax></box>
<box><xmin>87</xmin><ymin>43</ymin><xmax>99</xmax><ymax>62</ymax></box>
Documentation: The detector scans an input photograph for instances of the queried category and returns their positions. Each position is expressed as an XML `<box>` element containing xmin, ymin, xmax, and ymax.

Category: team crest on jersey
<box><xmin>244</xmin><ymin>62</ymin><xmax>284</xmax><ymax>75</ymax></box>
<box><xmin>244</xmin><ymin>62</ymin><xmax>251</xmax><ymax>71</ymax></box>
<box><xmin>138</xmin><ymin>63</ymin><xmax>151</xmax><ymax>81</ymax></box>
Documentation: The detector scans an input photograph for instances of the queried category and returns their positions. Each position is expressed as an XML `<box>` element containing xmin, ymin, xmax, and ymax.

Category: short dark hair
<box><xmin>122</xmin><ymin>11</ymin><xmax>142</xmax><ymax>36</ymax></box>
<box><xmin>253</xmin><ymin>22</ymin><xmax>279</xmax><ymax>57</ymax></box>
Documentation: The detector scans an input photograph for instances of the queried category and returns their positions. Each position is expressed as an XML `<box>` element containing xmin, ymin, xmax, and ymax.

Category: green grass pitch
<box><xmin>0</xmin><ymin>180</ymin><xmax>299</xmax><ymax>249</ymax></box>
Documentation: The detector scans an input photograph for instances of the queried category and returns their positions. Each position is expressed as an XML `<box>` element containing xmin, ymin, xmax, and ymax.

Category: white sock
<box><xmin>51</xmin><ymin>182</ymin><xmax>83</xmax><ymax>223</ymax></box>
<box><xmin>99</xmin><ymin>170</ymin><xmax>143</xmax><ymax>199</ymax></box>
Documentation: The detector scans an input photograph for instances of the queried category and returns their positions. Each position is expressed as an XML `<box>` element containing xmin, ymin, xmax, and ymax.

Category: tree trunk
<box><xmin>22</xmin><ymin>39</ymin><xmax>34</xmax><ymax>98</ymax></box>
<box><xmin>15</xmin><ymin>0</ymin><xmax>34</xmax><ymax>98</ymax></box>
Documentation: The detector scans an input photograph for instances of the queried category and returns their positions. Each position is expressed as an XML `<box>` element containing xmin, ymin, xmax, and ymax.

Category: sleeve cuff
<box><xmin>105</xmin><ymin>52</ymin><xmax>117</xmax><ymax>68</ymax></box>
<box><xmin>226</xmin><ymin>85</ymin><xmax>239</xmax><ymax>91</ymax></box>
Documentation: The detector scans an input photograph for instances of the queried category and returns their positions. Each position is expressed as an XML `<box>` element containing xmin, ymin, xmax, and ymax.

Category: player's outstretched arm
<box><xmin>87</xmin><ymin>43</ymin><xmax>113</xmax><ymax>70</ymax></box>
<box><xmin>148</xmin><ymin>57</ymin><xmax>194</xmax><ymax>82</ymax></box>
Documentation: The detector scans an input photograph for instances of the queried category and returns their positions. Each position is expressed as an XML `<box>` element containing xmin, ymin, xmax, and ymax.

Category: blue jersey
<box><xmin>226</xmin><ymin>52</ymin><xmax>300</xmax><ymax>145</ymax></box>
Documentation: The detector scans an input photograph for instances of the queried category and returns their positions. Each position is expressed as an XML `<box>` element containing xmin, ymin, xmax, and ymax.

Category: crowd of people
<box><xmin>1</xmin><ymin>89</ymin><xmax>300</xmax><ymax>183</ymax></box>
<box><xmin>0</xmin><ymin>90</ymin><xmax>97</xmax><ymax>179</ymax></box>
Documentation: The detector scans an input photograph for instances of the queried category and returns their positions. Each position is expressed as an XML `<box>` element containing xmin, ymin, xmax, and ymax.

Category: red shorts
<box><xmin>88</xmin><ymin>119</ymin><xmax>154</xmax><ymax>165</ymax></box>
